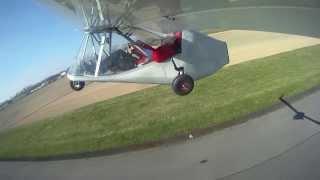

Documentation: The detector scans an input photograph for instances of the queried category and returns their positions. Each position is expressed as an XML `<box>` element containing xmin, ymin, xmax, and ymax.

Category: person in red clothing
<box><xmin>128</xmin><ymin>31</ymin><xmax>182</xmax><ymax>65</ymax></box>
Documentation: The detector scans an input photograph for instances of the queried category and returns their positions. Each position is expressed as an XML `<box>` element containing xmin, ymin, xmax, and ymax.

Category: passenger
<box><xmin>128</xmin><ymin>31</ymin><xmax>182</xmax><ymax>65</ymax></box>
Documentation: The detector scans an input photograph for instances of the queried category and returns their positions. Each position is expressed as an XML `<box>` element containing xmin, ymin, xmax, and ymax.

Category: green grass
<box><xmin>1</xmin><ymin>45</ymin><xmax>320</xmax><ymax>159</ymax></box>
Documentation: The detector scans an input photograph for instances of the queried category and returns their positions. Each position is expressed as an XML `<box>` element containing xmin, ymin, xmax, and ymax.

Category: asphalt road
<box><xmin>1</xmin><ymin>89</ymin><xmax>320</xmax><ymax>180</ymax></box>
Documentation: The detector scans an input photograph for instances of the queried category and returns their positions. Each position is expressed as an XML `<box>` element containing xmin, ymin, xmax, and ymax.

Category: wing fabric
<box><xmin>40</xmin><ymin>0</ymin><xmax>320</xmax><ymax>37</ymax></box>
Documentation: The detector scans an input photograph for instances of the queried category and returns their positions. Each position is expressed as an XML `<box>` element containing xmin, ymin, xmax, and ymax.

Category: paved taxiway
<box><xmin>1</xmin><ymin>88</ymin><xmax>320</xmax><ymax>179</ymax></box>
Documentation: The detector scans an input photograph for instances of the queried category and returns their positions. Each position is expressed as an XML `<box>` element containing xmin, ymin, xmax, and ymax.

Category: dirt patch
<box><xmin>211</xmin><ymin>30</ymin><xmax>320</xmax><ymax>65</ymax></box>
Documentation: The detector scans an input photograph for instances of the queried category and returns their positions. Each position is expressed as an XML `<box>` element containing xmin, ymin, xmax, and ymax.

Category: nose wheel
<box><xmin>70</xmin><ymin>81</ymin><xmax>85</xmax><ymax>91</ymax></box>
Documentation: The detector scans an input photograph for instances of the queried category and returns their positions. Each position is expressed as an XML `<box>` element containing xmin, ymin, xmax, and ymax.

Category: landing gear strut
<box><xmin>171</xmin><ymin>59</ymin><xmax>194</xmax><ymax>96</ymax></box>
<box><xmin>70</xmin><ymin>81</ymin><xmax>85</xmax><ymax>91</ymax></box>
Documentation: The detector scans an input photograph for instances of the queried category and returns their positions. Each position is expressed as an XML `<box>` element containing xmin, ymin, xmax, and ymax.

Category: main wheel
<box><xmin>172</xmin><ymin>74</ymin><xmax>194</xmax><ymax>96</ymax></box>
<box><xmin>70</xmin><ymin>81</ymin><xmax>85</xmax><ymax>91</ymax></box>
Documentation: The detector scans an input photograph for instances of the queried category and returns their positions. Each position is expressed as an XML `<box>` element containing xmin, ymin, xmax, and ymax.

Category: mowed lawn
<box><xmin>1</xmin><ymin>45</ymin><xmax>320</xmax><ymax>159</ymax></box>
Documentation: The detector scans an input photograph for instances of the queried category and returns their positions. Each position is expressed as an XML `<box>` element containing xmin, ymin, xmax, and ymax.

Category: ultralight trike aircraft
<box><xmin>42</xmin><ymin>0</ymin><xmax>320</xmax><ymax>96</ymax></box>
<box><xmin>68</xmin><ymin>27</ymin><xmax>229</xmax><ymax>95</ymax></box>
<box><xmin>44</xmin><ymin>0</ymin><xmax>229</xmax><ymax>96</ymax></box>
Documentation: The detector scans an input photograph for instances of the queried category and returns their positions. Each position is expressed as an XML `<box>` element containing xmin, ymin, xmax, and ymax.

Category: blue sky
<box><xmin>0</xmin><ymin>0</ymin><xmax>82</xmax><ymax>103</ymax></box>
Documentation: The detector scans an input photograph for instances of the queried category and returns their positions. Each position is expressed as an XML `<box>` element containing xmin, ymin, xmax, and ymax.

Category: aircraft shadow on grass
<box><xmin>279</xmin><ymin>96</ymin><xmax>320</xmax><ymax>126</ymax></box>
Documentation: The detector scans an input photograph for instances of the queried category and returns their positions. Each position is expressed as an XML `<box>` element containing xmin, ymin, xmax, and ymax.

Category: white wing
<box><xmin>39</xmin><ymin>0</ymin><xmax>320</xmax><ymax>37</ymax></box>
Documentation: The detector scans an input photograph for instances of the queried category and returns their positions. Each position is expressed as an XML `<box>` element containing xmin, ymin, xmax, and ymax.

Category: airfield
<box><xmin>1</xmin><ymin>30</ymin><xmax>320</xmax><ymax>179</ymax></box>
<box><xmin>1</xmin><ymin>30</ymin><xmax>319</xmax><ymax>130</ymax></box>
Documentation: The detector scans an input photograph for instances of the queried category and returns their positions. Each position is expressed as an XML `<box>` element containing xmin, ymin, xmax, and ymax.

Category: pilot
<box><xmin>128</xmin><ymin>31</ymin><xmax>182</xmax><ymax>65</ymax></box>
<box><xmin>127</xmin><ymin>43</ymin><xmax>152</xmax><ymax>66</ymax></box>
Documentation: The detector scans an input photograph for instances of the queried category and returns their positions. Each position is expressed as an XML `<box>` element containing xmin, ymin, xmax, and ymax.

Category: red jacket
<box><xmin>137</xmin><ymin>31</ymin><xmax>182</xmax><ymax>63</ymax></box>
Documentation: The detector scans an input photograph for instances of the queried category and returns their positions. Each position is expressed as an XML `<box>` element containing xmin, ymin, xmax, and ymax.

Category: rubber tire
<box><xmin>172</xmin><ymin>74</ymin><xmax>194</xmax><ymax>96</ymax></box>
<box><xmin>70</xmin><ymin>81</ymin><xmax>85</xmax><ymax>91</ymax></box>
